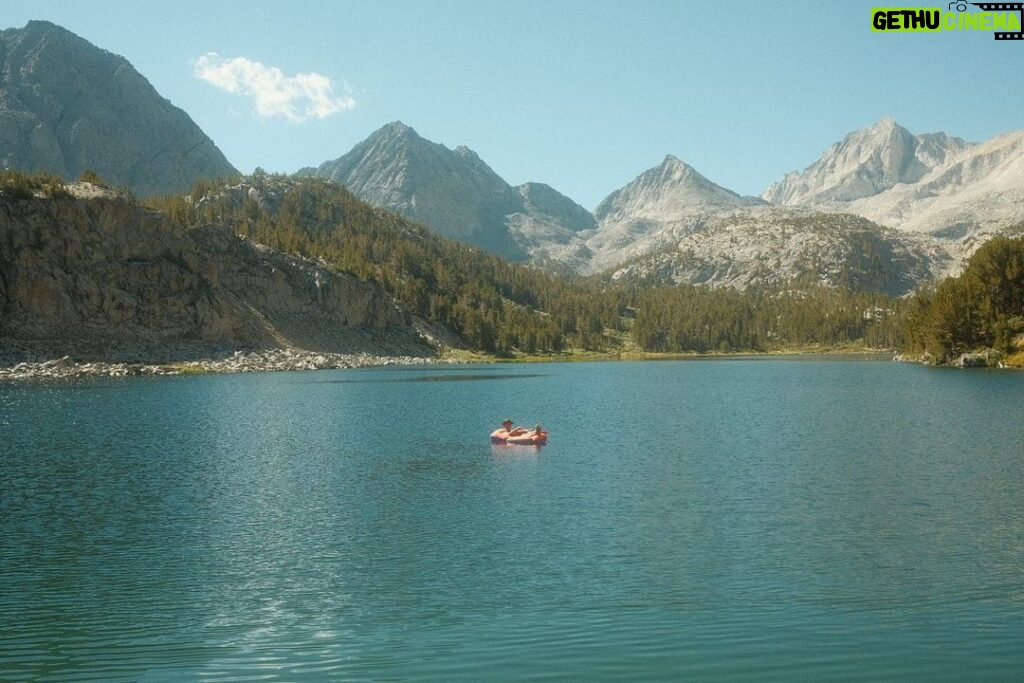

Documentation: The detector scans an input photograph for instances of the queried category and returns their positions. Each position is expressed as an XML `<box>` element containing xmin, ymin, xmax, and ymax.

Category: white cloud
<box><xmin>193</xmin><ymin>52</ymin><xmax>356</xmax><ymax>123</ymax></box>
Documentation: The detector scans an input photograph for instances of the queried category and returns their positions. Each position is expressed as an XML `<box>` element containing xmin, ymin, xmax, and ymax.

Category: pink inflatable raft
<box><xmin>490</xmin><ymin>426</ymin><xmax>549</xmax><ymax>446</ymax></box>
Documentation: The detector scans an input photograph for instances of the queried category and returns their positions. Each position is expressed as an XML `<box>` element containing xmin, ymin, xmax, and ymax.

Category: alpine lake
<box><xmin>2</xmin><ymin>358</ymin><xmax>1022</xmax><ymax>681</ymax></box>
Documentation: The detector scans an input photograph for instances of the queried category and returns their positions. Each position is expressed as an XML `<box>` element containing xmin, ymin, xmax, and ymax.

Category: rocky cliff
<box><xmin>0</xmin><ymin>21</ymin><xmax>237</xmax><ymax>196</ymax></box>
<box><xmin>0</xmin><ymin>186</ymin><xmax>429</xmax><ymax>362</ymax></box>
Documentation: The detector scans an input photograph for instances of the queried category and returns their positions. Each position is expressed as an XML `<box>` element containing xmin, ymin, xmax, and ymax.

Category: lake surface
<box><xmin>2</xmin><ymin>359</ymin><xmax>1023</xmax><ymax>681</ymax></box>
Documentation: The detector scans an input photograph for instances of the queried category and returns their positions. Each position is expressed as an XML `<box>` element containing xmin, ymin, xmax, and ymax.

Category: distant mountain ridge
<box><xmin>605</xmin><ymin>208</ymin><xmax>952</xmax><ymax>296</ymax></box>
<box><xmin>763</xmin><ymin>117</ymin><xmax>1024</xmax><ymax>237</ymax></box>
<box><xmin>2</xmin><ymin>20</ymin><xmax>1019</xmax><ymax>295</ymax></box>
<box><xmin>307</xmin><ymin>119</ymin><xmax>1023</xmax><ymax>291</ymax></box>
<box><xmin>762</xmin><ymin>117</ymin><xmax>969</xmax><ymax>205</ymax></box>
<box><xmin>0</xmin><ymin>21</ymin><xmax>237</xmax><ymax>195</ymax></box>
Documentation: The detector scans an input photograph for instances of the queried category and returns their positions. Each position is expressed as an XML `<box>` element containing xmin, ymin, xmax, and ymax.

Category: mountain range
<box><xmin>305</xmin><ymin>118</ymin><xmax>1022</xmax><ymax>292</ymax></box>
<box><xmin>2</xmin><ymin>20</ymin><xmax>1023</xmax><ymax>295</ymax></box>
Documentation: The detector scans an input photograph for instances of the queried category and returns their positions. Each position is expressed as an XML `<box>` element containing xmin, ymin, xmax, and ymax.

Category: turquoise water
<box><xmin>2</xmin><ymin>360</ymin><xmax>1023</xmax><ymax>681</ymax></box>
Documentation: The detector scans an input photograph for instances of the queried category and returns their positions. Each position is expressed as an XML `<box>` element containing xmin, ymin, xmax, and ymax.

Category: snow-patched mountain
<box><xmin>581</xmin><ymin>155</ymin><xmax>764</xmax><ymax>273</ymax></box>
<box><xmin>0</xmin><ymin>21</ymin><xmax>237</xmax><ymax>196</ymax></box>
<box><xmin>763</xmin><ymin>118</ymin><xmax>1024</xmax><ymax>236</ymax></box>
<box><xmin>306</xmin><ymin>122</ymin><xmax>592</xmax><ymax>259</ymax></box>
<box><xmin>607</xmin><ymin>208</ymin><xmax>953</xmax><ymax>296</ymax></box>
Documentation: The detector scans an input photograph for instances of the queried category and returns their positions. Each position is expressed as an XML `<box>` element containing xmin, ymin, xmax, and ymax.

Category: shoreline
<box><xmin>5</xmin><ymin>347</ymin><xmax>1019</xmax><ymax>382</ymax></box>
<box><xmin>0</xmin><ymin>346</ymin><xmax>895</xmax><ymax>382</ymax></box>
<box><xmin>484</xmin><ymin>347</ymin><xmax>898</xmax><ymax>364</ymax></box>
<box><xmin>0</xmin><ymin>348</ymin><xmax>450</xmax><ymax>382</ymax></box>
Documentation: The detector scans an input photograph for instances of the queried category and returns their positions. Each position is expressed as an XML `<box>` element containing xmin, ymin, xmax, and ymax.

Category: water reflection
<box><xmin>490</xmin><ymin>443</ymin><xmax>543</xmax><ymax>460</ymax></box>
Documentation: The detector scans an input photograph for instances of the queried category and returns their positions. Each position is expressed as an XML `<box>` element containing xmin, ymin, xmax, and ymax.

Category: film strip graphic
<box><xmin>967</xmin><ymin>2</ymin><xmax>1024</xmax><ymax>39</ymax></box>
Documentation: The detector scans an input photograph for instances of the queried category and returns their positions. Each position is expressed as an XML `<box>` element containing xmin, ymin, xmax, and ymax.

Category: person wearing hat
<box><xmin>499</xmin><ymin>418</ymin><xmax>527</xmax><ymax>437</ymax></box>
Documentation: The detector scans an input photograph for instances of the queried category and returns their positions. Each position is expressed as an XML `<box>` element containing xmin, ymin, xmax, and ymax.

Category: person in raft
<box><xmin>500</xmin><ymin>419</ymin><xmax>528</xmax><ymax>437</ymax></box>
<box><xmin>531</xmin><ymin>424</ymin><xmax>544</xmax><ymax>436</ymax></box>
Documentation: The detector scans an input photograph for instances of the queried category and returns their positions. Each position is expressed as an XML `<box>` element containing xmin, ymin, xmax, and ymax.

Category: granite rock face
<box><xmin>0</xmin><ymin>189</ymin><xmax>429</xmax><ymax>363</ymax></box>
<box><xmin>309</xmin><ymin>122</ymin><xmax>523</xmax><ymax>256</ymax></box>
<box><xmin>606</xmin><ymin>208</ymin><xmax>951</xmax><ymax>296</ymax></box>
<box><xmin>307</xmin><ymin>122</ymin><xmax>593</xmax><ymax>259</ymax></box>
<box><xmin>0</xmin><ymin>21</ymin><xmax>237</xmax><ymax>196</ymax></box>
<box><xmin>761</xmin><ymin>118</ymin><xmax>964</xmax><ymax>206</ymax></box>
<box><xmin>762</xmin><ymin>118</ymin><xmax>1024</xmax><ymax>238</ymax></box>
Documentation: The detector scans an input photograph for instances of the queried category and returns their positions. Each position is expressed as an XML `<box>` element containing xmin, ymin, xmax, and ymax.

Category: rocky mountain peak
<box><xmin>381</xmin><ymin>120</ymin><xmax>412</xmax><ymax>134</ymax></box>
<box><xmin>761</xmin><ymin>119</ymin><xmax>1023</xmax><ymax>238</ymax></box>
<box><xmin>9</xmin><ymin>19</ymin><xmax>70</xmax><ymax>45</ymax></box>
<box><xmin>309</xmin><ymin>123</ymin><xmax>598</xmax><ymax>260</ymax></box>
<box><xmin>865</xmin><ymin>116</ymin><xmax>915</xmax><ymax>146</ymax></box>
<box><xmin>453</xmin><ymin>144</ymin><xmax>496</xmax><ymax>175</ymax></box>
<box><xmin>0</xmin><ymin>21</ymin><xmax>237</xmax><ymax>196</ymax></box>
<box><xmin>593</xmin><ymin>155</ymin><xmax>751</xmax><ymax>223</ymax></box>
<box><xmin>312</xmin><ymin>123</ymin><xmax>525</xmax><ymax>255</ymax></box>
<box><xmin>657</xmin><ymin>154</ymin><xmax>700</xmax><ymax>179</ymax></box>
<box><xmin>869</xmin><ymin>115</ymin><xmax>899</xmax><ymax>132</ymax></box>
<box><xmin>761</xmin><ymin>117</ymin><xmax>963</xmax><ymax>205</ymax></box>
<box><xmin>374</xmin><ymin>120</ymin><xmax>419</xmax><ymax>142</ymax></box>
<box><xmin>355</xmin><ymin>121</ymin><xmax>425</xmax><ymax>160</ymax></box>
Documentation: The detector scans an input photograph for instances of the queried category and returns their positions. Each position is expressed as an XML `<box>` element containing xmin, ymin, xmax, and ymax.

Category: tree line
<box><xmin>142</xmin><ymin>174</ymin><xmax>910</xmax><ymax>355</ymax></box>
<box><xmin>633</xmin><ymin>282</ymin><xmax>904</xmax><ymax>353</ymax></box>
<box><xmin>0</xmin><ymin>168</ymin><xmax>912</xmax><ymax>355</ymax></box>
<box><xmin>901</xmin><ymin>235</ymin><xmax>1024</xmax><ymax>362</ymax></box>
<box><xmin>145</xmin><ymin>174</ymin><xmax>630</xmax><ymax>353</ymax></box>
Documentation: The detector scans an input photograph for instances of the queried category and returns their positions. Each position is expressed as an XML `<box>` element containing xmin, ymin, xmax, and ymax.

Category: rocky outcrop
<box><xmin>0</xmin><ymin>21</ymin><xmax>237</xmax><ymax>195</ymax></box>
<box><xmin>0</xmin><ymin>189</ymin><xmax>431</xmax><ymax>363</ymax></box>
<box><xmin>952</xmin><ymin>349</ymin><xmax>1003</xmax><ymax>368</ymax></box>
<box><xmin>606</xmin><ymin>208</ymin><xmax>950</xmax><ymax>295</ymax></box>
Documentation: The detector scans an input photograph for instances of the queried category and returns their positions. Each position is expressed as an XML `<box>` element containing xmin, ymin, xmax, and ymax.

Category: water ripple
<box><xmin>2</xmin><ymin>361</ymin><xmax>1023</xmax><ymax>680</ymax></box>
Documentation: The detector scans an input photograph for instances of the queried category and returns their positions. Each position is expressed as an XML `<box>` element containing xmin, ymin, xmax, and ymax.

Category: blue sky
<box><xmin>5</xmin><ymin>1</ymin><xmax>1022</xmax><ymax>208</ymax></box>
